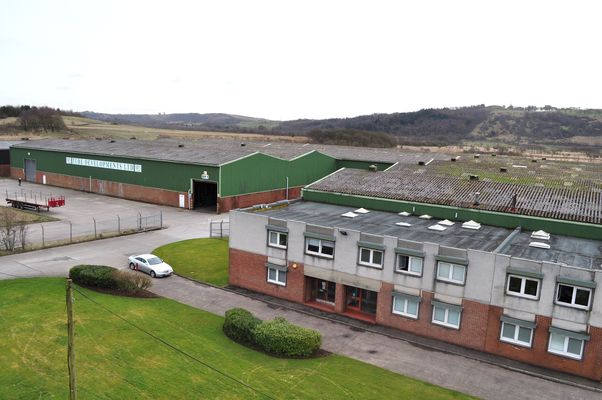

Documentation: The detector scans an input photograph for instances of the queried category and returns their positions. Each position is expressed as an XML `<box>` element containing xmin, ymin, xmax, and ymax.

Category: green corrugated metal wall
<box><xmin>302</xmin><ymin>189</ymin><xmax>602</xmax><ymax>240</ymax></box>
<box><xmin>220</xmin><ymin>151</ymin><xmax>337</xmax><ymax>197</ymax></box>
<box><xmin>10</xmin><ymin>147</ymin><xmax>218</xmax><ymax>192</ymax></box>
<box><xmin>336</xmin><ymin>159</ymin><xmax>394</xmax><ymax>171</ymax></box>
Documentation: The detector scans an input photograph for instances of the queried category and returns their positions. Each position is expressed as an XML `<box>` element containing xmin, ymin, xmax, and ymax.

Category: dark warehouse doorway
<box><xmin>192</xmin><ymin>180</ymin><xmax>217</xmax><ymax>211</ymax></box>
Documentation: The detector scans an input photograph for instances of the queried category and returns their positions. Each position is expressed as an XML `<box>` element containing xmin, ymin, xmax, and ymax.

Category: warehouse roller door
<box><xmin>24</xmin><ymin>158</ymin><xmax>36</xmax><ymax>182</ymax></box>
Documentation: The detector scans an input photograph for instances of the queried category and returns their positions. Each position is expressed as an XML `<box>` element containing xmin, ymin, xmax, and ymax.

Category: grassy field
<box><xmin>153</xmin><ymin>238</ymin><xmax>229</xmax><ymax>286</ymax></box>
<box><xmin>0</xmin><ymin>278</ymin><xmax>472</xmax><ymax>400</ymax></box>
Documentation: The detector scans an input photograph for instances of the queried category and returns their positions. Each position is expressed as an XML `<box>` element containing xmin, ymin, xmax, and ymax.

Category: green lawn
<box><xmin>153</xmin><ymin>238</ymin><xmax>229</xmax><ymax>286</ymax></box>
<box><xmin>0</xmin><ymin>278</ymin><xmax>473</xmax><ymax>400</ymax></box>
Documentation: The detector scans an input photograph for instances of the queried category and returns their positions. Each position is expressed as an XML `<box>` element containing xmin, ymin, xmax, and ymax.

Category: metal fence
<box><xmin>209</xmin><ymin>220</ymin><xmax>229</xmax><ymax>238</ymax></box>
<box><xmin>0</xmin><ymin>211</ymin><xmax>163</xmax><ymax>251</ymax></box>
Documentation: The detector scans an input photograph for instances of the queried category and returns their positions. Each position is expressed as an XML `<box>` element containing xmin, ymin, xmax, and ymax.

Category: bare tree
<box><xmin>0</xmin><ymin>207</ymin><xmax>28</xmax><ymax>252</ymax></box>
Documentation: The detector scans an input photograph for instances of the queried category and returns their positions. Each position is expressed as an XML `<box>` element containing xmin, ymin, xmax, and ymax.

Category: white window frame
<box><xmin>305</xmin><ymin>238</ymin><xmax>335</xmax><ymax>258</ymax></box>
<box><xmin>547</xmin><ymin>332</ymin><xmax>585</xmax><ymax>360</ymax></box>
<box><xmin>500</xmin><ymin>321</ymin><xmax>533</xmax><ymax>347</ymax></box>
<box><xmin>359</xmin><ymin>247</ymin><xmax>383</xmax><ymax>268</ymax></box>
<box><xmin>267</xmin><ymin>267</ymin><xmax>286</xmax><ymax>286</ymax></box>
<box><xmin>268</xmin><ymin>230</ymin><xmax>288</xmax><ymax>249</ymax></box>
<box><xmin>432</xmin><ymin>304</ymin><xmax>461</xmax><ymax>329</ymax></box>
<box><xmin>392</xmin><ymin>295</ymin><xmax>419</xmax><ymax>319</ymax></box>
<box><xmin>506</xmin><ymin>274</ymin><xmax>540</xmax><ymax>300</ymax></box>
<box><xmin>396</xmin><ymin>254</ymin><xmax>423</xmax><ymax>276</ymax></box>
<box><xmin>555</xmin><ymin>283</ymin><xmax>592</xmax><ymax>310</ymax></box>
<box><xmin>436</xmin><ymin>261</ymin><xmax>466</xmax><ymax>285</ymax></box>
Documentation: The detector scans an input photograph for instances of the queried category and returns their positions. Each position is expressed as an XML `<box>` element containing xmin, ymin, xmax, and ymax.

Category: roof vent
<box><xmin>428</xmin><ymin>224</ymin><xmax>447</xmax><ymax>231</ymax></box>
<box><xmin>529</xmin><ymin>242</ymin><xmax>550</xmax><ymax>249</ymax></box>
<box><xmin>462</xmin><ymin>220</ymin><xmax>481</xmax><ymax>230</ymax></box>
<box><xmin>469</xmin><ymin>175</ymin><xmax>479</xmax><ymax>181</ymax></box>
<box><xmin>178</xmin><ymin>144</ymin><xmax>184</xmax><ymax>148</ymax></box>
<box><xmin>500</xmin><ymin>167</ymin><xmax>507</xmax><ymax>173</ymax></box>
<box><xmin>395</xmin><ymin>222</ymin><xmax>412</xmax><ymax>227</ymax></box>
<box><xmin>531</xmin><ymin>230</ymin><xmax>550</xmax><ymax>240</ymax></box>
<box><xmin>368</xmin><ymin>164</ymin><xmax>378</xmax><ymax>171</ymax></box>
<box><xmin>398</xmin><ymin>211</ymin><xmax>411</xmax><ymax>216</ymax></box>
<box><xmin>341</xmin><ymin>211</ymin><xmax>358</xmax><ymax>218</ymax></box>
<box><xmin>419</xmin><ymin>214</ymin><xmax>432</xmax><ymax>219</ymax></box>
<box><xmin>354</xmin><ymin>208</ymin><xmax>369</xmax><ymax>214</ymax></box>
<box><xmin>439</xmin><ymin>219</ymin><xmax>455</xmax><ymax>226</ymax></box>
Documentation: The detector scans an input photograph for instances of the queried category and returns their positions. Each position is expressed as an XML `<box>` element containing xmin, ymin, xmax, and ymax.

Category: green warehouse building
<box><xmin>9</xmin><ymin>138</ymin><xmax>435</xmax><ymax>212</ymax></box>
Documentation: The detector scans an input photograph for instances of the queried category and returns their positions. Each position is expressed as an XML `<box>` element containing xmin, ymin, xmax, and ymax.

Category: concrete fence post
<box><xmin>159</xmin><ymin>211</ymin><xmax>162</xmax><ymax>229</ymax></box>
<box><xmin>93</xmin><ymin>218</ymin><xmax>97</xmax><ymax>239</ymax></box>
<box><xmin>69</xmin><ymin>221</ymin><xmax>72</xmax><ymax>243</ymax></box>
<box><xmin>137</xmin><ymin>212</ymin><xmax>141</xmax><ymax>231</ymax></box>
<box><xmin>220</xmin><ymin>220</ymin><xmax>224</xmax><ymax>238</ymax></box>
<box><xmin>117</xmin><ymin>215</ymin><xmax>120</xmax><ymax>234</ymax></box>
<box><xmin>41</xmin><ymin>224</ymin><xmax>45</xmax><ymax>248</ymax></box>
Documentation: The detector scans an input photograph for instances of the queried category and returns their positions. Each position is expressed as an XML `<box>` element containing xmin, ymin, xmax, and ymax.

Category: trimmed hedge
<box><xmin>69</xmin><ymin>265</ymin><xmax>118</xmax><ymax>289</ymax></box>
<box><xmin>223</xmin><ymin>308</ymin><xmax>262</xmax><ymax>344</ymax></box>
<box><xmin>69</xmin><ymin>265</ymin><xmax>152</xmax><ymax>294</ymax></box>
<box><xmin>254</xmin><ymin>317</ymin><xmax>322</xmax><ymax>357</ymax></box>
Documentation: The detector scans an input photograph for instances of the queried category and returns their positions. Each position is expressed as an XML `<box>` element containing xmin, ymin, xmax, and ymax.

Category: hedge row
<box><xmin>69</xmin><ymin>265</ymin><xmax>152</xmax><ymax>294</ymax></box>
<box><xmin>223</xmin><ymin>308</ymin><xmax>321</xmax><ymax>357</ymax></box>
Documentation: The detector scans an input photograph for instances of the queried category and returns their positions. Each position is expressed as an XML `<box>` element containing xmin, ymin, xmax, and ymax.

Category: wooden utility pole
<box><xmin>66</xmin><ymin>279</ymin><xmax>77</xmax><ymax>400</ymax></box>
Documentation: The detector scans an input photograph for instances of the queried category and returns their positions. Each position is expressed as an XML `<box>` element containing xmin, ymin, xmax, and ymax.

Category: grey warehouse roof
<box><xmin>10</xmin><ymin>138</ymin><xmax>449</xmax><ymax>166</ymax></box>
<box><xmin>306</xmin><ymin>168</ymin><xmax>602</xmax><ymax>225</ymax></box>
<box><xmin>245</xmin><ymin>201</ymin><xmax>602</xmax><ymax>270</ymax></box>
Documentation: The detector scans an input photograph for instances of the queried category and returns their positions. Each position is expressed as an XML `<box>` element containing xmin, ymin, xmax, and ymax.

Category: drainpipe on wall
<box><xmin>286</xmin><ymin>177</ymin><xmax>289</xmax><ymax>200</ymax></box>
<box><xmin>89</xmin><ymin>176</ymin><xmax>92</xmax><ymax>192</ymax></box>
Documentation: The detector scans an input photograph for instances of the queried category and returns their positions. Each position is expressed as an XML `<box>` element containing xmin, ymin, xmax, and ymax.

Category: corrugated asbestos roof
<box><xmin>10</xmin><ymin>138</ymin><xmax>450</xmax><ymax>165</ymax></box>
<box><xmin>307</xmin><ymin>168</ymin><xmax>602</xmax><ymax>225</ymax></box>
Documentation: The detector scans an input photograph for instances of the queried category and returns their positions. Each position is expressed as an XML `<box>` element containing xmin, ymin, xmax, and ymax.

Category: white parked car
<box><xmin>128</xmin><ymin>254</ymin><xmax>173</xmax><ymax>278</ymax></box>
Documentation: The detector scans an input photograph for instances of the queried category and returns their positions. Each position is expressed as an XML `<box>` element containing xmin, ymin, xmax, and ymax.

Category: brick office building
<box><xmin>229</xmin><ymin>174</ymin><xmax>602</xmax><ymax>380</ymax></box>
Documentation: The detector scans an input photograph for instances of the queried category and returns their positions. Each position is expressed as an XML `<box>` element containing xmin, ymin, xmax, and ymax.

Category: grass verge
<box><xmin>153</xmin><ymin>238</ymin><xmax>229</xmax><ymax>286</ymax></box>
<box><xmin>0</xmin><ymin>278</ymin><xmax>473</xmax><ymax>399</ymax></box>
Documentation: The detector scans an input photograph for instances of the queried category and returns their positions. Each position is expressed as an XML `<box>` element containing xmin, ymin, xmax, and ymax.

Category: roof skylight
<box><xmin>531</xmin><ymin>230</ymin><xmax>550</xmax><ymax>240</ymax></box>
<box><xmin>395</xmin><ymin>222</ymin><xmax>412</xmax><ymax>227</ymax></box>
<box><xmin>419</xmin><ymin>214</ymin><xmax>432</xmax><ymax>219</ymax></box>
<box><xmin>355</xmin><ymin>208</ymin><xmax>370</xmax><ymax>214</ymax></box>
<box><xmin>529</xmin><ymin>242</ymin><xmax>550</xmax><ymax>249</ymax></box>
<box><xmin>398</xmin><ymin>211</ymin><xmax>411</xmax><ymax>217</ymax></box>
<box><xmin>341</xmin><ymin>211</ymin><xmax>358</xmax><ymax>218</ymax></box>
<box><xmin>428</xmin><ymin>224</ymin><xmax>447</xmax><ymax>231</ymax></box>
<box><xmin>462</xmin><ymin>220</ymin><xmax>481</xmax><ymax>230</ymax></box>
<box><xmin>439</xmin><ymin>219</ymin><xmax>455</xmax><ymax>226</ymax></box>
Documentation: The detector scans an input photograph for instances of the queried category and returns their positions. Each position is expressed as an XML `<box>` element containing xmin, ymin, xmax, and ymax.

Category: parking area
<box><xmin>0</xmin><ymin>178</ymin><xmax>227</xmax><ymax>248</ymax></box>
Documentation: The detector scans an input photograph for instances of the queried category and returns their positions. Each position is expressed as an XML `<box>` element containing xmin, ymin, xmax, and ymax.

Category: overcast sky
<box><xmin>1</xmin><ymin>0</ymin><xmax>601</xmax><ymax>120</ymax></box>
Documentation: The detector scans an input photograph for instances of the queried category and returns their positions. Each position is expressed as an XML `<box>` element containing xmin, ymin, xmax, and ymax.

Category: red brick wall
<box><xmin>11</xmin><ymin>168</ymin><xmax>189</xmax><ymax>208</ymax></box>
<box><xmin>11</xmin><ymin>167</ymin><xmax>302</xmax><ymax>213</ymax></box>
<box><xmin>0</xmin><ymin>164</ymin><xmax>10</xmax><ymax>177</ymax></box>
<box><xmin>218</xmin><ymin>187</ymin><xmax>302</xmax><ymax>213</ymax></box>
<box><xmin>484</xmin><ymin>306</ymin><xmax>602</xmax><ymax>381</ymax></box>
<box><xmin>229</xmin><ymin>248</ymin><xmax>305</xmax><ymax>303</ymax></box>
<box><xmin>377</xmin><ymin>282</ymin><xmax>488</xmax><ymax>351</ymax></box>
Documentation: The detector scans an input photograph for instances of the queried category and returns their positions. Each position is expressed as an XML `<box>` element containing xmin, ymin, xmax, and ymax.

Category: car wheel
<box><xmin>129</xmin><ymin>263</ymin><xmax>136</xmax><ymax>270</ymax></box>
<box><xmin>150</xmin><ymin>271</ymin><xmax>156</xmax><ymax>278</ymax></box>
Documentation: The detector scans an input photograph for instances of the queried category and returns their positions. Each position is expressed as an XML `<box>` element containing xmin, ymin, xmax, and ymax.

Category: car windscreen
<box><xmin>147</xmin><ymin>257</ymin><xmax>163</xmax><ymax>265</ymax></box>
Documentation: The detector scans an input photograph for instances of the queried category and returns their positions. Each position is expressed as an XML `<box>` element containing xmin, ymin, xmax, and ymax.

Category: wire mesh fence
<box><xmin>209</xmin><ymin>220</ymin><xmax>229</xmax><ymax>238</ymax></box>
<box><xmin>0</xmin><ymin>211</ymin><xmax>163</xmax><ymax>252</ymax></box>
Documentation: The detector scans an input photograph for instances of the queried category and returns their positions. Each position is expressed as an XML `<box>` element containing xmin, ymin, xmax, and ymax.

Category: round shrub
<box><xmin>223</xmin><ymin>308</ymin><xmax>262</xmax><ymax>344</ymax></box>
<box><xmin>254</xmin><ymin>317</ymin><xmax>322</xmax><ymax>357</ymax></box>
<box><xmin>112</xmin><ymin>270</ymin><xmax>152</xmax><ymax>293</ymax></box>
<box><xmin>69</xmin><ymin>265</ymin><xmax>118</xmax><ymax>289</ymax></box>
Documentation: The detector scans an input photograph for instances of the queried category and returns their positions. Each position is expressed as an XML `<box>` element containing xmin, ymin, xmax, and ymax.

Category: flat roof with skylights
<box><xmin>244</xmin><ymin>201</ymin><xmax>602</xmax><ymax>269</ymax></box>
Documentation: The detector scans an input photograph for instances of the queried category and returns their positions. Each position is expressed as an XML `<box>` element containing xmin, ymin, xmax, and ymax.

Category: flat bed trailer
<box><xmin>5</xmin><ymin>194</ymin><xmax>65</xmax><ymax>212</ymax></box>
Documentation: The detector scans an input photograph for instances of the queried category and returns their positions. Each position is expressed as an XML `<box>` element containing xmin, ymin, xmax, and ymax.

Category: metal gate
<box><xmin>24</xmin><ymin>158</ymin><xmax>36</xmax><ymax>182</ymax></box>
